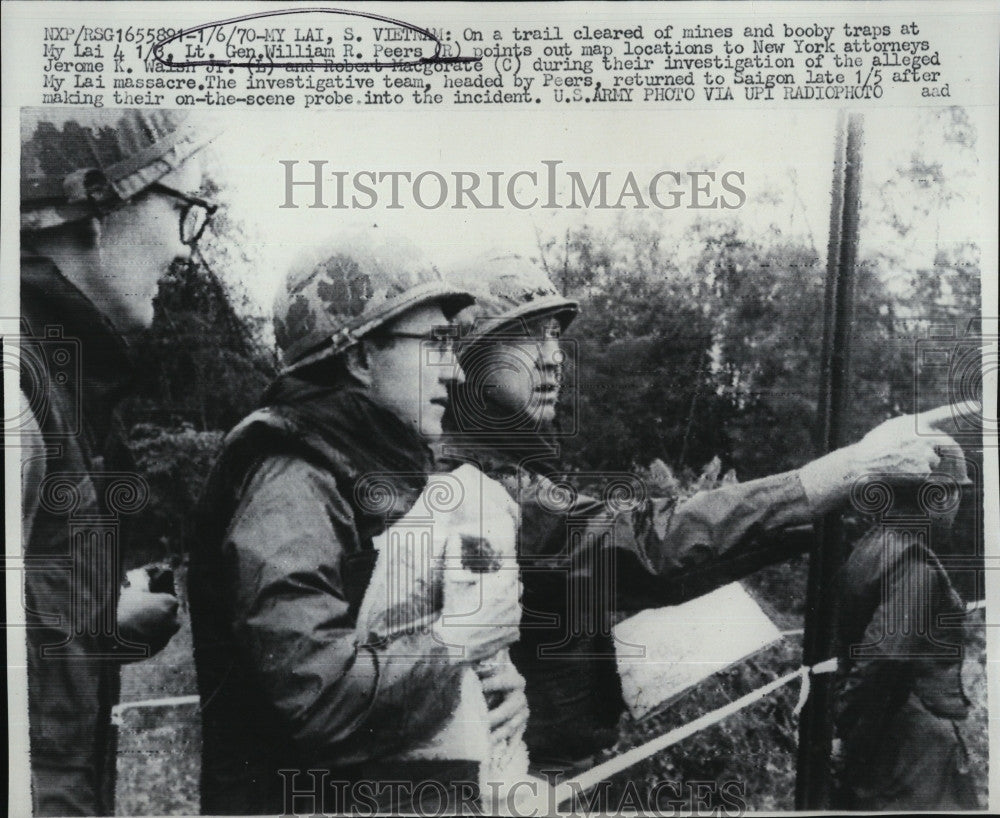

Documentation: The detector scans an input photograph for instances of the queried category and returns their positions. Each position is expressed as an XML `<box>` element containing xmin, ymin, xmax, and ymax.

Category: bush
<box><xmin>126</xmin><ymin>423</ymin><xmax>224</xmax><ymax>564</ymax></box>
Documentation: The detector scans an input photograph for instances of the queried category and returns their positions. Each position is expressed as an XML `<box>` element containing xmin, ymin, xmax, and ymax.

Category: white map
<box><xmin>615</xmin><ymin>582</ymin><xmax>781</xmax><ymax>719</ymax></box>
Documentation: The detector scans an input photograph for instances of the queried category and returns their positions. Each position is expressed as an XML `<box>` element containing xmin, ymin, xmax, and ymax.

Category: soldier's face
<box><xmin>366</xmin><ymin>303</ymin><xmax>465</xmax><ymax>439</ymax></box>
<box><xmin>97</xmin><ymin>160</ymin><xmax>203</xmax><ymax>333</ymax></box>
<box><xmin>477</xmin><ymin>315</ymin><xmax>563</xmax><ymax>427</ymax></box>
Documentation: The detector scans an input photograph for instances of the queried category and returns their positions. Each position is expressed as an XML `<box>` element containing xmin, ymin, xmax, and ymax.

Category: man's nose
<box><xmin>440</xmin><ymin>348</ymin><xmax>466</xmax><ymax>386</ymax></box>
<box><xmin>173</xmin><ymin>238</ymin><xmax>194</xmax><ymax>263</ymax></box>
<box><xmin>537</xmin><ymin>337</ymin><xmax>563</xmax><ymax>370</ymax></box>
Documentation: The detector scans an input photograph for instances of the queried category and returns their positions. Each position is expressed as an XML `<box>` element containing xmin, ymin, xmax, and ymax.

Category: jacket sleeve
<box><xmin>520</xmin><ymin>470</ymin><xmax>814</xmax><ymax>612</ymax></box>
<box><xmin>223</xmin><ymin>455</ymin><xmax>464</xmax><ymax>762</ymax></box>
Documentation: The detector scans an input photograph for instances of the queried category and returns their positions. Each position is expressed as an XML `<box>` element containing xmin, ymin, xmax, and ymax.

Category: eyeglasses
<box><xmin>370</xmin><ymin>330</ymin><xmax>459</xmax><ymax>356</ymax></box>
<box><xmin>536</xmin><ymin>323</ymin><xmax>562</xmax><ymax>341</ymax></box>
<box><xmin>149</xmin><ymin>182</ymin><xmax>219</xmax><ymax>246</ymax></box>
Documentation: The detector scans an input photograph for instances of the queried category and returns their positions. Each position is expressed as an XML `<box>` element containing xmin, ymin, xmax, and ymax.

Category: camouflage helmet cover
<box><xmin>273</xmin><ymin>232</ymin><xmax>474</xmax><ymax>373</ymax></box>
<box><xmin>446</xmin><ymin>253</ymin><xmax>578</xmax><ymax>342</ymax></box>
<box><xmin>21</xmin><ymin>108</ymin><xmax>216</xmax><ymax>231</ymax></box>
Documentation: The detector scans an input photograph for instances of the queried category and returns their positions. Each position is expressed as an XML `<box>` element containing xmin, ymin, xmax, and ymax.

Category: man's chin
<box><xmin>528</xmin><ymin>400</ymin><xmax>557</xmax><ymax>426</ymax></box>
<box><xmin>419</xmin><ymin>424</ymin><xmax>444</xmax><ymax>440</ymax></box>
<box><xmin>419</xmin><ymin>405</ymin><xmax>445</xmax><ymax>439</ymax></box>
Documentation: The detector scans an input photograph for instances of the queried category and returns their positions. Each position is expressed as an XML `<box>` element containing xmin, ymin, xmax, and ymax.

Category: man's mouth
<box><xmin>429</xmin><ymin>397</ymin><xmax>449</xmax><ymax>409</ymax></box>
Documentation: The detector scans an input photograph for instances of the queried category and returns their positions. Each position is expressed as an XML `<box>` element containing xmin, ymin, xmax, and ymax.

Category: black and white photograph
<box><xmin>4</xmin><ymin>2</ymin><xmax>998</xmax><ymax>816</ymax></box>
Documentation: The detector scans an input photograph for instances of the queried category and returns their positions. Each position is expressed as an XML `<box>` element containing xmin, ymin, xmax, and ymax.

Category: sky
<box><xmin>200</xmin><ymin>105</ymin><xmax>991</xmax><ymax>312</ymax></box>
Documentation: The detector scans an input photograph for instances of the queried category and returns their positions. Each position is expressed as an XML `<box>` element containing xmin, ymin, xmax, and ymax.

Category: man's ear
<box><xmin>344</xmin><ymin>341</ymin><xmax>374</xmax><ymax>387</ymax></box>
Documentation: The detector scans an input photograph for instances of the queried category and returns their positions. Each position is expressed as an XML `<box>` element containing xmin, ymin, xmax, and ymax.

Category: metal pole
<box><xmin>794</xmin><ymin>111</ymin><xmax>864</xmax><ymax>810</ymax></box>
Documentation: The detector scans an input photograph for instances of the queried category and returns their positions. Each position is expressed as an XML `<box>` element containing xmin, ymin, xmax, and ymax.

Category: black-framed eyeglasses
<box><xmin>149</xmin><ymin>182</ymin><xmax>219</xmax><ymax>246</ymax></box>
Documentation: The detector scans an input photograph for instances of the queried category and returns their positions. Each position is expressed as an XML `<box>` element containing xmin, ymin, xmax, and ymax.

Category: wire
<box><xmin>110</xmin><ymin>694</ymin><xmax>199</xmax><ymax>726</ymax></box>
<box><xmin>554</xmin><ymin>657</ymin><xmax>838</xmax><ymax>806</ymax></box>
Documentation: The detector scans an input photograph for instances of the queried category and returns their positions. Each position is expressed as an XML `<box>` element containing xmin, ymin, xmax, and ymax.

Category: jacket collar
<box><xmin>220</xmin><ymin>380</ymin><xmax>434</xmax><ymax>542</ymax></box>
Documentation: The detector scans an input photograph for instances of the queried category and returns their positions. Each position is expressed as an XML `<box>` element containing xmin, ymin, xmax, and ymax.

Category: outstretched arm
<box><xmin>623</xmin><ymin>409</ymin><xmax>960</xmax><ymax>607</ymax></box>
<box><xmin>519</xmin><ymin>408</ymin><xmax>961</xmax><ymax>613</ymax></box>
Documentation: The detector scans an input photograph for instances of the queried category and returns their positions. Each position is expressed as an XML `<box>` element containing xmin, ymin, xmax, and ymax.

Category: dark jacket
<box><xmin>20</xmin><ymin>254</ymin><xmax>137</xmax><ymax>816</ymax></box>
<box><xmin>189</xmin><ymin>383</ymin><xmax>471</xmax><ymax>815</ymax></box>
<box><xmin>834</xmin><ymin>524</ymin><xmax>977</xmax><ymax>810</ymax></box>
<box><xmin>437</xmin><ymin>437</ymin><xmax>814</xmax><ymax>761</ymax></box>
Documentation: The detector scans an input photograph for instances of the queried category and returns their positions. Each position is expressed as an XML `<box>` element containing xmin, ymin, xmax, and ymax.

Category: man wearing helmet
<box><xmin>439</xmin><ymin>253</ymin><xmax>964</xmax><ymax>769</ymax></box>
<box><xmin>188</xmin><ymin>234</ymin><xmax>528</xmax><ymax>814</ymax></box>
<box><xmin>832</xmin><ymin>438</ymin><xmax>979</xmax><ymax>810</ymax></box>
<box><xmin>19</xmin><ymin>108</ymin><xmax>218</xmax><ymax>815</ymax></box>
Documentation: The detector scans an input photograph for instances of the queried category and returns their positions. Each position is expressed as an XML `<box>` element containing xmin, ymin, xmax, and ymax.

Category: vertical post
<box><xmin>795</xmin><ymin>112</ymin><xmax>865</xmax><ymax>810</ymax></box>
